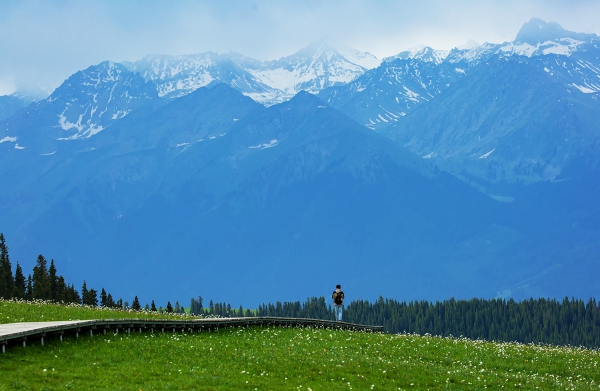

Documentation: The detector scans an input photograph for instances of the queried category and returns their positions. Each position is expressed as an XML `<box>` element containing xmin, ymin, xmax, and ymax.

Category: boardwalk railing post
<box><xmin>41</xmin><ymin>337</ymin><xmax>44</xmax><ymax>346</ymax></box>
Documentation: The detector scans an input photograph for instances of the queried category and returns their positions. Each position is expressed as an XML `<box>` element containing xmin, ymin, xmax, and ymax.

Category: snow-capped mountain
<box><xmin>2</xmin><ymin>19</ymin><xmax>600</xmax><ymax>305</ymax></box>
<box><xmin>319</xmin><ymin>58</ymin><xmax>462</xmax><ymax>130</ymax></box>
<box><xmin>381</xmin><ymin>20</ymin><xmax>600</xmax><ymax>185</ymax></box>
<box><xmin>0</xmin><ymin>61</ymin><xmax>162</xmax><ymax>153</ymax></box>
<box><xmin>244</xmin><ymin>41</ymin><xmax>380</xmax><ymax>101</ymax></box>
<box><xmin>130</xmin><ymin>41</ymin><xmax>380</xmax><ymax>106</ymax></box>
<box><xmin>384</xmin><ymin>45</ymin><xmax>450</xmax><ymax>65</ymax></box>
<box><xmin>384</xmin><ymin>51</ymin><xmax>600</xmax><ymax>185</ymax></box>
<box><xmin>321</xmin><ymin>18</ymin><xmax>600</xmax><ymax>133</ymax></box>
<box><xmin>130</xmin><ymin>52</ymin><xmax>276</xmax><ymax>102</ymax></box>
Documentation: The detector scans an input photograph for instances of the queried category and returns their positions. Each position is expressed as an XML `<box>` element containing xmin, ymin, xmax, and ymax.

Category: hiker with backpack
<box><xmin>332</xmin><ymin>284</ymin><xmax>344</xmax><ymax>322</ymax></box>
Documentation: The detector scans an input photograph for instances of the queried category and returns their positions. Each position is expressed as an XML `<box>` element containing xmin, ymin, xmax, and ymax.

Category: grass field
<box><xmin>1</xmin><ymin>300</ymin><xmax>599</xmax><ymax>390</ymax></box>
<box><xmin>0</xmin><ymin>299</ymin><xmax>196</xmax><ymax>324</ymax></box>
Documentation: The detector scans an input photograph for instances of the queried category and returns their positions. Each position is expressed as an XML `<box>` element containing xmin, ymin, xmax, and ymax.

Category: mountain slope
<box><xmin>4</xmin><ymin>86</ymin><xmax>597</xmax><ymax>306</ymax></box>
<box><xmin>0</xmin><ymin>61</ymin><xmax>164</xmax><ymax>155</ymax></box>
<box><xmin>1</xmin><ymin>87</ymin><xmax>527</xmax><ymax>306</ymax></box>
<box><xmin>383</xmin><ymin>53</ymin><xmax>600</xmax><ymax>185</ymax></box>
<box><xmin>319</xmin><ymin>58</ymin><xmax>464</xmax><ymax>130</ymax></box>
<box><xmin>320</xmin><ymin>18</ymin><xmax>600</xmax><ymax>137</ymax></box>
<box><xmin>0</xmin><ymin>94</ymin><xmax>29</xmax><ymax>121</ymax></box>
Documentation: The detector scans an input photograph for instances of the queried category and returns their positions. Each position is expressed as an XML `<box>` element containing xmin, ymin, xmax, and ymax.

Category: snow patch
<box><xmin>58</xmin><ymin>110</ymin><xmax>84</xmax><ymax>132</ymax></box>
<box><xmin>111</xmin><ymin>110</ymin><xmax>131</xmax><ymax>120</ymax></box>
<box><xmin>571</xmin><ymin>84</ymin><xmax>597</xmax><ymax>93</ymax></box>
<box><xmin>0</xmin><ymin>136</ymin><xmax>17</xmax><ymax>144</ymax></box>
<box><xmin>249</xmin><ymin>139</ymin><xmax>279</xmax><ymax>149</ymax></box>
<box><xmin>479</xmin><ymin>148</ymin><xmax>496</xmax><ymax>159</ymax></box>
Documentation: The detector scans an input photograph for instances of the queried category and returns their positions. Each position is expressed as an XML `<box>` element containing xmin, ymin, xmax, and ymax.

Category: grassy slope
<box><xmin>0</xmin><ymin>299</ymin><xmax>196</xmax><ymax>323</ymax></box>
<box><xmin>1</xmin><ymin>301</ymin><xmax>599</xmax><ymax>390</ymax></box>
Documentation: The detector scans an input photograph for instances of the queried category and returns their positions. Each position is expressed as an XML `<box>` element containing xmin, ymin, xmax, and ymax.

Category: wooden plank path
<box><xmin>0</xmin><ymin>317</ymin><xmax>382</xmax><ymax>353</ymax></box>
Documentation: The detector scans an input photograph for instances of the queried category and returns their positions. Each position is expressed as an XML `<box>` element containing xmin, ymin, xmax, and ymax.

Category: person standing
<box><xmin>332</xmin><ymin>284</ymin><xmax>344</xmax><ymax>322</ymax></box>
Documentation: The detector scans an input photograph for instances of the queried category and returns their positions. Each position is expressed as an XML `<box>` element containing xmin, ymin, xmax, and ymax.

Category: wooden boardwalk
<box><xmin>0</xmin><ymin>317</ymin><xmax>382</xmax><ymax>353</ymax></box>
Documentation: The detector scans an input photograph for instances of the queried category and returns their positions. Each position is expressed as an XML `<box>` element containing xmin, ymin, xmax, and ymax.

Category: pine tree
<box><xmin>166</xmin><ymin>301</ymin><xmax>173</xmax><ymax>313</ymax></box>
<box><xmin>64</xmin><ymin>284</ymin><xmax>80</xmax><ymax>304</ymax></box>
<box><xmin>48</xmin><ymin>260</ymin><xmax>58</xmax><ymax>301</ymax></box>
<box><xmin>32</xmin><ymin>254</ymin><xmax>51</xmax><ymax>299</ymax></box>
<box><xmin>106</xmin><ymin>293</ymin><xmax>115</xmax><ymax>307</ymax></box>
<box><xmin>144</xmin><ymin>303</ymin><xmax>150</xmax><ymax>311</ymax></box>
<box><xmin>174</xmin><ymin>301</ymin><xmax>181</xmax><ymax>313</ymax></box>
<box><xmin>26</xmin><ymin>275</ymin><xmax>33</xmax><ymax>300</ymax></box>
<box><xmin>100</xmin><ymin>288</ymin><xmax>108</xmax><ymax>307</ymax></box>
<box><xmin>151</xmin><ymin>300</ymin><xmax>157</xmax><ymax>312</ymax></box>
<box><xmin>0</xmin><ymin>233</ymin><xmax>14</xmax><ymax>299</ymax></box>
<box><xmin>131</xmin><ymin>296</ymin><xmax>141</xmax><ymax>311</ymax></box>
<box><xmin>116</xmin><ymin>298</ymin><xmax>123</xmax><ymax>308</ymax></box>
<box><xmin>81</xmin><ymin>281</ymin><xmax>89</xmax><ymax>305</ymax></box>
<box><xmin>88</xmin><ymin>289</ymin><xmax>98</xmax><ymax>306</ymax></box>
<box><xmin>189</xmin><ymin>296</ymin><xmax>203</xmax><ymax>315</ymax></box>
<box><xmin>12</xmin><ymin>262</ymin><xmax>26</xmax><ymax>299</ymax></box>
<box><xmin>55</xmin><ymin>276</ymin><xmax>66</xmax><ymax>302</ymax></box>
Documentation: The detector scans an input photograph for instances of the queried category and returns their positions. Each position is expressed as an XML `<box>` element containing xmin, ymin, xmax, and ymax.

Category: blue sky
<box><xmin>1</xmin><ymin>0</ymin><xmax>599</xmax><ymax>95</ymax></box>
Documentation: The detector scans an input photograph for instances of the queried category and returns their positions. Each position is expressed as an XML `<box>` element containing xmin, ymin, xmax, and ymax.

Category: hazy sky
<box><xmin>1</xmin><ymin>0</ymin><xmax>599</xmax><ymax>96</ymax></box>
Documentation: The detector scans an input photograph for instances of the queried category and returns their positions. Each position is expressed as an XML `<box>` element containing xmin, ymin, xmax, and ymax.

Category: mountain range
<box><xmin>1</xmin><ymin>19</ymin><xmax>599</xmax><ymax>306</ymax></box>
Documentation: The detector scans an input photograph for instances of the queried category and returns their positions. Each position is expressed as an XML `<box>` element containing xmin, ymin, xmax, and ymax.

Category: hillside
<box><xmin>1</xmin><ymin>302</ymin><xmax>598</xmax><ymax>390</ymax></box>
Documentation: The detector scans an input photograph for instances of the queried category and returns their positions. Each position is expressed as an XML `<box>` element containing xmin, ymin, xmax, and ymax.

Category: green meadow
<box><xmin>1</xmin><ymin>299</ymin><xmax>195</xmax><ymax>324</ymax></box>
<box><xmin>1</xmin><ymin>301</ymin><xmax>599</xmax><ymax>390</ymax></box>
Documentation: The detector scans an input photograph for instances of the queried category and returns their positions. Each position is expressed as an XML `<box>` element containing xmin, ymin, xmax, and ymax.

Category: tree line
<box><xmin>2</xmin><ymin>233</ymin><xmax>600</xmax><ymax>347</ymax></box>
<box><xmin>193</xmin><ymin>295</ymin><xmax>600</xmax><ymax>348</ymax></box>
<box><xmin>343</xmin><ymin>296</ymin><xmax>600</xmax><ymax>348</ymax></box>
<box><xmin>0</xmin><ymin>233</ymin><xmax>165</xmax><ymax>312</ymax></box>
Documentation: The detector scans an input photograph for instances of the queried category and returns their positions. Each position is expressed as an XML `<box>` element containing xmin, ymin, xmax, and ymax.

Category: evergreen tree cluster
<box><xmin>0</xmin><ymin>234</ymin><xmax>132</xmax><ymax>309</ymax></box>
<box><xmin>193</xmin><ymin>294</ymin><xmax>600</xmax><ymax>348</ymax></box>
<box><xmin>189</xmin><ymin>296</ymin><xmax>204</xmax><ymax>315</ymax></box>
<box><xmin>255</xmin><ymin>297</ymin><xmax>332</xmax><ymax>319</ymax></box>
<box><xmin>0</xmin><ymin>233</ymin><xmax>80</xmax><ymax>303</ymax></box>
<box><xmin>344</xmin><ymin>296</ymin><xmax>600</xmax><ymax>348</ymax></box>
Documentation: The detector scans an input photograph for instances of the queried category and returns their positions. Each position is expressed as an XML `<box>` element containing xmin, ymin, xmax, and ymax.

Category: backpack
<box><xmin>333</xmin><ymin>291</ymin><xmax>344</xmax><ymax>305</ymax></box>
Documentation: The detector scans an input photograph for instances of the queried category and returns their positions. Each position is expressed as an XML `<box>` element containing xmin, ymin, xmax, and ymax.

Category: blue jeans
<box><xmin>334</xmin><ymin>305</ymin><xmax>343</xmax><ymax>321</ymax></box>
